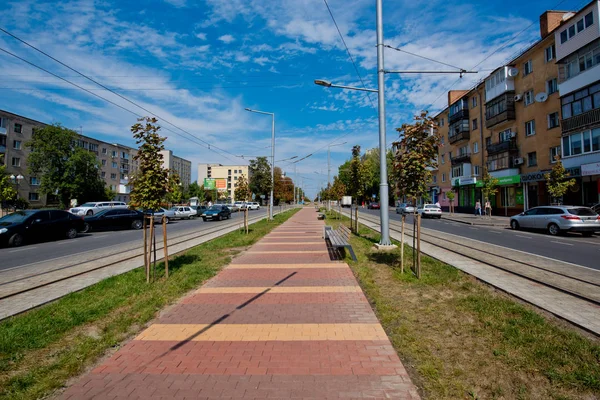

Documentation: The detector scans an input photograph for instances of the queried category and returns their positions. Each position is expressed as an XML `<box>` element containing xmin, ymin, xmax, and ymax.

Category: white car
<box><xmin>233</xmin><ymin>202</ymin><xmax>245</xmax><ymax>211</ymax></box>
<box><xmin>228</xmin><ymin>203</ymin><xmax>240</xmax><ymax>212</ymax></box>
<box><xmin>169</xmin><ymin>206</ymin><xmax>195</xmax><ymax>219</ymax></box>
<box><xmin>145</xmin><ymin>208</ymin><xmax>177</xmax><ymax>224</ymax></box>
<box><xmin>247</xmin><ymin>202</ymin><xmax>261</xmax><ymax>210</ymax></box>
<box><xmin>396</xmin><ymin>203</ymin><xmax>415</xmax><ymax>214</ymax></box>
<box><xmin>69</xmin><ymin>201</ymin><xmax>128</xmax><ymax>216</ymax></box>
<box><xmin>417</xmin><ymin>204</ymin><xmax>442</xmax><ymax>219</ymax></box>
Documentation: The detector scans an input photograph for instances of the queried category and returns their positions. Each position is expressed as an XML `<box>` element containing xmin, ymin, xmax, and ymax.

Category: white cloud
<box><xmin>253</xmin><ymin>56</ymin><xmax>270</xmax><ymax>66</ymax></box>
<box><xmin>218</xmin><ymin>34</ymin><xmax>236</xmax><ymax>44</ymax></box>
<box><xmin>163</xmin><ymin>0</ymin><xmax>187</xmax><ymax>8</ymax></box>
<box><xmin>195</xmin><ymin>32</ymin><xmax>207</xmax><ymax>40</ymax></box>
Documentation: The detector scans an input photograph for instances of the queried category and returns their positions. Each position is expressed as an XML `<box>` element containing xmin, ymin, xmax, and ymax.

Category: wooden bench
<box><xmin>317</xmin><ymin>213</ymin><xmax>326</xmax><ymax>220</ymax></box>
<box><xmin>323</xmin><ymin>224</ymin><xmax>357</xmax><ymax>261</ymax></box>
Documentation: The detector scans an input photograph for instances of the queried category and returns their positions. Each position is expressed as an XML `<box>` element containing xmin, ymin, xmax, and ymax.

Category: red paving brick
<box><xmin>60</xmin><ymin>208</ymin><xmax>420</xmax><ymax>399</ymax></box>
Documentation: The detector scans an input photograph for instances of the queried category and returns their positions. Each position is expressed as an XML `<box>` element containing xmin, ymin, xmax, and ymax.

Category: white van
<box><xmin>69</xmin><ymin>201</ymin><xmax>128</xmax><ymax>216</ymax></box>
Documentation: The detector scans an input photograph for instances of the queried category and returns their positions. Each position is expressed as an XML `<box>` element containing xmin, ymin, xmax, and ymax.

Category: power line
<box><xmin>383</xmin><ymin>44</ymin><xmax>465</xmax><ymax>71</ymax></box>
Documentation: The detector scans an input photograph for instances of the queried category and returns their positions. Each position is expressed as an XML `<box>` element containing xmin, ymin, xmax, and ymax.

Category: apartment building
<box><xmin>197</xmin><ymin>163</ymin><xmax>250</xmax><ymax>202</ymax></box>
<box><xmin>159</xmin><ymin>150</ymin><xmax>191</xmax><ymax>189</ymax></box>
<box><xmin>0</xmin><ymin>109</ymin><xmax>140</xmax><ymax>205</ymax></box>
<box><xmin>429</xmin><ymin>10</ymin><xmax>585</xmax><ymax>215</ymax></box>
<box><xmin>555</xmin><ymin>0</ymin><xmax>600</xmax><ymax>206</ymax></box>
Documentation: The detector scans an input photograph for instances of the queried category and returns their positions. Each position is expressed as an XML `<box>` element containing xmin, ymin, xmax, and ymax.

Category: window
<box><xmin>527</xmin><ymin>152</ymin><xmax>537</xmax><ymax>166</ymax></box>
<box><xmin>112</xmin><ymin>162</ymin><xmax>117</xmax><ymax>168</ymax></box>
<box><xmin>499</xmin><ymin>129</ymin><xmax>513</xmax><ymax>142</ymax></box>
<box><xmin>432</xmin><ymin>175</ymin><xmax>437</xmax><ymax>183</ymax></box>
<box><xmin>14</xmin><ymin>123</ymin><xmax>22</xmax><ymax>133</ymax></box>
<box><xmin>102</xmin><ymin>147</ymin><xmax>107</xmax><ymax>154</ymax></box>
<box><xmin>110</xmin><ymin>173</ymin><xmax>117</xmax><ymax>179</ymax></box>
<box><xmin>562</xmin><ymin>128</ymin><xmax>600</xmax><ymax>157</ymax></box>
<box><xmin>13</xmin><ymin>140</ymin><xmax>21</xmax><ymax>149</ymax></box>
<box><xmin>472</xmin><ymin>118</ymin><xmax>478</xmax><ymax>130</ymax></box>
<box><xmin>561</xmin><ymin>13</ymin><xmax>595</xmax><ymax>44</ymax></box>
<box><xmin>111</xmin><ymin>150</ymin><xmax>117</xmax><ymax>157</ymax></box>
<box><xmin>440</xmin><ymin>136</ymin><xmax>445</xmax><ymax>145</ymax></box>
<box><xmin>473</xmin><ymin>165</ymin><xmax>481</xmax><ymax>176</ymax></box>
<box><xmin>89</xmin><ymin>143</ymin><xmax>98</xmax><ymax>152</ymax></box>
<box><xmin>101</xmin><ymin>171</ymin><xmax>106</xmax><ymax>178</ymax></box>
<box><xmin>485</xmin><ymin>137</ymin><xmax>492</xmax><ymax>148</ymax></box>
<box><xmin>449</xmin><ymin>151</ymin><xmax>452</xmax><ymax>159</ymax></box>
<box><xmin>11</xmin><ymin>157</ymin><xmax>20</xmax><ymax>167</ymax></box>
<box><xmin>440</xmin><ymin>118</ymin><xmax>444</xmax><ymax>127</ymax></box>
<box><xmin>120</xmin><ymin>173</ymin><xmax>126</xmax><ymax>180</ymax></box>
<box><xmin>585</xmin><ymin>11</ymin><xmax>594</xmax><ymax>28</ymax></box>
<box><xmin>228</xmin><ymin>169</ymin><xmax>232</xmax><ymax>175</ymax></box>
<box><xmin>452</xmin><ymin>165</ymin><xmax>463</xmax><ymax>178</ymax></box>
<box><xmin>547</xmin><ymin>78</ymin><xmax>557</xmax><ymax>95</ymax></box>
<box><xmin>234</xmin><ymin>176</ymin><xmax>238</xmax><ymax>180</ymax></box>
<box><xmin>28</xmin><ymin>193</ymin><xmax>39</xmax><ymax>201</ymax></box>
<box><xmin>561</xmin><ymin>30</ymin><xmax>568</xmax><ymax>44</ymax></box>
<box><xmin>525</xmin><ymin>120</ymin><xmax>536</xmax><ymax>136</ymax></box>
<box><xmin>30</xmin><ymin>177</ymin><xmax>40</xmax><ymax>185</ymax></box>
<box><xmin>523</xmin><ymin>60</ymin><xmax>532</xmax><ymax>76</ymax></box>
<box><xmin>550</xmin><ymin>146</ymin><xmax>560</xmax><ymax>163</ymax></box>
<box><xmin>545</xmin><ymin>44</ymin><xmax>555</xmax><ymax>62</ymax></box>
<box><xmin>101</xmin><ymin>159</ymin><xmax>107</xmax><ymax>166</ymax></box>
<box><xmin>561</xmin><ymin>83</ymin><xmax>600</xmax><ymax>118</ymax></box>
<box><xmin>548</xmin><ymin>112</ymin><xmax>560</xmax><ymax>129</ymax></box>
<box><xmin>524</xmin><ymin>90</ymin><xmax>534</xmax><ymax>105</ymax></box>
<box><xmin>473</xmin><ymin>142</ymin><xmax>479</xmax><ymax>154</ymax></box>
<box><xmin>441</xmin><ymin>154</ymin><xmax>445</xmax><ymax>164</ymax></box>
<box><xmin>472</xmin><ymin>97</ymin><xmax>477</xmax><ymax>108</ymax></box>
<box><xmin>577</xmin><ymin>18</ymin><xmax>584</xmax><ymax>33</ymax></box>
<box><xmin>442</xmin><ymin>173</ymin><xmax>446</xmax><ymax>182</ymax></box>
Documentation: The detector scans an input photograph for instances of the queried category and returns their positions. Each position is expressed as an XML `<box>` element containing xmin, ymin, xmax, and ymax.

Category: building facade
<box><xmin>197</xmin><ymin>163</ymin><xmax>250</xmax><ymax>202</ymax></box>
<box><xmin>159</xmin><ymin>150</ymin><xmax>192</xmax><ymax>189</ymax></box>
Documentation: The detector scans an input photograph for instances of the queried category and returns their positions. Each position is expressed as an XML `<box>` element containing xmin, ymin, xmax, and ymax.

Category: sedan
<box><xmin>368</xmin><ymin>202</ymin><xmax>380</xmax><ymax>210</ymax></box>
<box><xmin>169</xmin><ymin>206</ymin><xmax>195</xmax><ymax>220</ymax></box>
<box><xmin>144</xmin><ymin>208</ymin><xmax>176</xmax><ymax>224</ymax></box>
<box><xmin>510</xmin><ymin>206</ymin><xmax>599</xmax><ymax>236</ymax></box>
<box><xmin>417</xmin><ymin>204</ymin><xmax>442</xmax><ymax>219</ymax></box>
<box><xmin>396</xmin><ymin>203</ymin><xmax>415</xmax><ymax>214</ymax></box>
<box><xmin>0</xmin><ymin>209</ymin><xmax>85</xmax><ymax>247</ymax></box>
<box><xmin>82</xmin><ymin>209</ymin><xmax>144</xmax><ymax>233</ymax></box>
<box><xmin>201</xmin><ymin>205</ymin><xmax>232</xmax><ymax>221</ymax></box>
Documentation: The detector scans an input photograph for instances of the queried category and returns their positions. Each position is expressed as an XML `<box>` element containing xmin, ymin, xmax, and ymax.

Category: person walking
<box><xmin>475</xmin><ymin>200</ymin><xmax>482</xmax><ymax>217</ymax></box>
<box><xmin>484</xmin><ymin>199</ymin><xmax>492</xmax><ymax>218</ymax></box>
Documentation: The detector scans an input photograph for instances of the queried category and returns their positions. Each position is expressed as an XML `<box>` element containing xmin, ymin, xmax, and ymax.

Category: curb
<box><xmin>441</xmin><ymin>215</ymin><xmax>509</xmax><ymax>227</ymax></box>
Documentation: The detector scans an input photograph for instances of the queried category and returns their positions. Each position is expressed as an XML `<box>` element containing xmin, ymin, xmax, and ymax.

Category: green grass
<box><xmin>328</xmin><ymin>211</ymin><xmax>600</xmax><ymax>400</ymax></box>
<box><xmin>0</xmin><ymin>209</ymin><xmax>299</xmax><ymax>400</ymax></box>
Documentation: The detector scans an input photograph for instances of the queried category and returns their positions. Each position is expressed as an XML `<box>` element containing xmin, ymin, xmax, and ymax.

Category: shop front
<box><xmin>452</xmin><ymin>177</ymin><xmax>482</xmax><ymax>214</ymax></box>
<box><xmin>491</xmin><ymin>174</ymin><xmax>523</xmax><ymax>216</ymax></box>
<box><xmin>581</xmin><ymin>162</ymin><xmax>600</xmax><ymax>206</ymax></box>
<box><xmin>520</xmin><ymin>166</ymin><xmax>582</xmax><ymax>207</ymax></box>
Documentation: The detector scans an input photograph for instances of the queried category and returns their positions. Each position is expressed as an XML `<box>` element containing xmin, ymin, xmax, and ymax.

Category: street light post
<box><xmin>10</xmin><ymin>174</ymin><xmax>24</xmax><ymax>209</ymax></box>
<box><xmin>245</xmin><ymin>108</ymin><xmax>275</xmax><ymax>220</ymax></box>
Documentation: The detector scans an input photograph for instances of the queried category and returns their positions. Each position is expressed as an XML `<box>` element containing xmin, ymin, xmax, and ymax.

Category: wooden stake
<box><xmin>400</xmin><ymin>214</ymin><xmax>405</xmax><ymax>274</ymax></box>
<box><xmin>143</xmin><ymin>216</ymin><xmax>149</xmax><ymax>283</ymax></box>
<box><xmin>162</xmin><ymin>216</ymin><xmax>169</xmax><ymax>279</ymax></box>
<box><xmin>417</xmin><ymin>214</ymin><xmax>422</xmax><ymax>279</ymax></box>
<box><xmin>354</xmin><ymin>205</ymin><xmax>358</xmax><ymax>232</ymax></box>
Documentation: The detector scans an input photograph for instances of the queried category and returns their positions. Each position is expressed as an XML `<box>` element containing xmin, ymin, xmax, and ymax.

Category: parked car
<box><xmin>169</xmin><ymin>206</ymin><xmax>195</xmax><ymax>219</ymax></box>
<box><xmin>69</xmin><ymin>201</ymin><xmax>128</xmax><ymax>216</ymax></box>
<box><xmin>0</xmin><ymin>209</ymin><xmax>85</xmax><ymax>247</ymax></box>
<box><xmin>367</xmin><ymin>202</ymin><xmax>380</xmax><ymax>210</ymax></box>
<box><xmin>201</xmin><ymin>205</ymin><xmax>232</xmax><ymax>221</ymax></box>
<box><xmin>190</xmin><ymin>205</ymin><xmax>207</xmax><ymax>215</ymax></box>
<box><xmin>228</xmin><ymin>203</ymin><xmax>240</xmax><ymax>212</ymax></box>
<box><xmin>510</xmin><ymin>206</ymin><xmax>600</xmax><ymax>236</ymax></box>
<box><xmin>396</xmin><ymin>203</ymin><xmax>415</xmax><ymax>214</ymax></box>
<box><xmin>144</xmin><ymin>208</ymin><xmax>176</xmax><ymax>224</ymax></box>
<box><xmin>82</xmin><ymin>209</ymin><xmax>144</xmax><ymax>232</ymax></box>
<box><xmin>417</xmin><ymin>204</ymin><xmax>442</xmax><ymax>219</ymax></box>
<box><xmin>247</xmin><ymin>202</ymin><xmax>261</xmax><ymax>210</ymax></box>
<box><xmin>233</xmin><ymin>202</ymin><xmax>245</xmax><ymax>211</ymax></box>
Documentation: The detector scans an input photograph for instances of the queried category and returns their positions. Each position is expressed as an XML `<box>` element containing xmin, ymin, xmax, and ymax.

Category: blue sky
<box><xmin>0</xmin><ymin>0</ymin><xmax>588</xmax><ymax>197</ymax></box>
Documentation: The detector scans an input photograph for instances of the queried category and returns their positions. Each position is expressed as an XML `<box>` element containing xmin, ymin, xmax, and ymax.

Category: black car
<box><xmin>201</xmin><ymin>205</ymin><xmax>232</xmax><ymax>221</ymax></box>
<box><xmin>0</xmin><ymin>209</ymin><xmax>85</xmax><ymax>247</ymax></box>
<box><xmin>82</xmin><ymin>209</ymin><xmax>144</xmax><ymax>232</ymax></box>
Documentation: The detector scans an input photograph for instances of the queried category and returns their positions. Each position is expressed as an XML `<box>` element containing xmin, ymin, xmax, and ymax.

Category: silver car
<box><xmin>396</xmin><ymin>203</ymin><xmax>415</xmax><ymax>214</ymax></box>
<box><xmin>510</xmin><ymin>206</ymin><xmax>600</xmax><ymax>236</ymax></box>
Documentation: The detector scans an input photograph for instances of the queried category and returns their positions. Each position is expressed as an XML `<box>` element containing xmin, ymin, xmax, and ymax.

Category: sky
<box><xmin>0</xmin><ymin>0</ymin><xmax>589</xmax><ymax>198</ymax></box>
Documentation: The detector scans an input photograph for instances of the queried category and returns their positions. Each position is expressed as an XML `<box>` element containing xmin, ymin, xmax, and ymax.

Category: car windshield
<box><xmin>169</xmin><ymin>207</ymin><xmax>179</xmax><ymax>211</ymax></box>
<box><xmin>0</xmin><ymin>210</ymin><xmax>36</xmax><ymax>224</ymax></box>
<box><xmin>92</xmin><ymin>209</ymin><xmax>111</xmax><ymax>216</ymax></box>
<box><xmin>568</xmin><ymin>207</ymin><xmax>597</xmax><ymax>216</ymax></box>
<box><xmin>79</xmin><ymin>203</ymin><xmax>96</xmax><ymax>208</ymax></box>
<box><xmin>208</xmin><ymin>206</ymin><xmax>222</xmax><ymax>211</ymax></box>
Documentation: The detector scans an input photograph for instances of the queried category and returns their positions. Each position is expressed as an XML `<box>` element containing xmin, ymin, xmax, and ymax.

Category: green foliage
<box><xmin>249</xmin><ymin>156</ymin><xmax>272</xmax><ymax>199</ymax></box>
<box><xmin>26</xmin><ymin>124</ymin><xmax>109</xmax><ymax>207</ymax></box>
<box><xmin>481</xmin><ymin>166</ymin><xmax>499</xmax><ymax>202</ymax></box>
<box><xmin>329</xmin><ymin>175</ymin><xmax>346</xmax><ymax>200</ymax></box>
<box><xmin>545</xmin><ymin>158</ymin><xmax>576</xmax><ymax>202</ymax></box>
<box><xmin>0</xmin><ymin>165</ymin><xmax>17</xmax><ymax>206</ymax></box>
<box><xmin>392</xmin><ymin>112</ymin><xmax>440</xmax><ymax>201</ymax></box>
<box><xmin>165</xmin><ymin>173</ymin><xmax>183</xmax><ymax>204</ymax></box>
<box><xmin>129</xmin><ymin>117</ymin><xmax>170</xmax><ymax>210</ymax></box>
<box><xmin>446</xmin><ymin>190</ymin><xmax>456</xmax><ymax>202</ymax></box>
<box><xmin>234</xmin><ymin>173</ymin><xmax>251</xmax><ymax>202</ymax></box>
<box><xmin>347</xmin><ymin>145</ymin><xmax>367</xmax><ymax>201</ymax></box>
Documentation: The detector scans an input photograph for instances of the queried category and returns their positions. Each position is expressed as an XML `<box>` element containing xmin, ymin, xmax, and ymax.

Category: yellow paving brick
<box><xmin>227</xmin><ymin>263</ymin><xmax>345</xmax><ymax>269</ymax></box>
<box><xmin>134</xmin><ymin>323</ymin><xmax>388</xmax><ymax>341</ymax></box>
<box><xmin>245</xmin><ymin>250</ymin><xmax>329</xmax><ymax>254</ymax></box>
<box><xmin>194</xmin><ymin>286</ymin><xmax>361</xmax><ymax>294</ymax></box>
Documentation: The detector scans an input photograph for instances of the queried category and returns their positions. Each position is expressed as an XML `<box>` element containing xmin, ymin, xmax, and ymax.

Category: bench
<box><xmin>317</xmin><ymin>213</ymin><xmax>326</xmax><ymax>220</ymax></box>
<box><xmin>323</xmin><ymin>224</ymin><xmax>357</xmax><ymax>261</ymax></box>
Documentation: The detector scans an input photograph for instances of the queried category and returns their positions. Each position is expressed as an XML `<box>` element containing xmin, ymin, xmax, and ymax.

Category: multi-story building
<box><xmin>555</xmin><ymin>0</ymin><xmax>600</xmax><ymax>206</ymax></box>
<box><xmin>159</xmin><ymin>150</ymin><xmax>191</xmax><ymax>189</ymax></box>
<box><xmin>197</xmin><ymin>163</ymin><xmax>250</xmax><ymax>202</ymax></box>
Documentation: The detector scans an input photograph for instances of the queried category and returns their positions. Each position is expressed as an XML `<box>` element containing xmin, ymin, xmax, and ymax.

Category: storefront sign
<box><xmin>515</xmin><ymin>187</ymin><xmax>524</xmax><ymax>205</ymax></box>
<box><xmin>520</xmin><ymin>167</ymin><xmax>581</xmax><ymax>182</ymax></box>
<box><xmin>461</xmin><ymin>177</ymin><xmax>477</xmax><ymax>186</ymax></box>
<box><xmin>581</xmin><ymin>162</ymin><xmax>600</xmax><ymax>176</ymax></box>
<box><xmin>496</xmin><ymin>175</ymin><xmax>521</xmax><ymax>185</ymax></box>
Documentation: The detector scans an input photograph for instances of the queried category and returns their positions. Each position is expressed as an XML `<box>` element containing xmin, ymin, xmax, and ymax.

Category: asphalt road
<box><xmin>358</xmin><ymin>208</ymin><xmax>600</xmax><ymax>271</ymax></box>
<box><xmin>0</xmin><ymin>210</ymin><xmax>265</xmax><ymax>272</ymax></box>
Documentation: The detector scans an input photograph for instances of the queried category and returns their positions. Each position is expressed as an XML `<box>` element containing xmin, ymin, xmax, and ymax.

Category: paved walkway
<box><xmin>61</xmin><ymin>208</ymin><xmax>420</xmax><ymax>399</ymax></box>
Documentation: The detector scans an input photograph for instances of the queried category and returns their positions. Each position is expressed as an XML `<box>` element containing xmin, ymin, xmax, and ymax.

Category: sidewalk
<box><xmin>61</xmin><ymin>208</ymin><xmax>420</xmax><ymax>399</ymax></box>
<box><xmin>441</xmin><ymin>212</ymin><xmax>510</xmax><ymax>227</ymax></box>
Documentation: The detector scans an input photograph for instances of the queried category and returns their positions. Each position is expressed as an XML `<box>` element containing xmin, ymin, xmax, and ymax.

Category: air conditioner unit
<box><xmin>510</xmin><ymin>131</ymin><xmax>517</xmax><ymax>138</ymax></box>
<box><xmin>507</xmin><ymin>67</ymin><xmax>519</xmax><ymax>77</ymax></box>
<box><xmin>514</xmin><ymin>94</ymin><xmax>523</xmax><ymax>102</ymax></box>
<box><xmin>513</xmin><ymin>157</ymin><xmax>524</xmax><ymax>166</ymax></box>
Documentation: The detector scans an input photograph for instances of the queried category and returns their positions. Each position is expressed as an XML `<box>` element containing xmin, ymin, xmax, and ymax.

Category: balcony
<box><xmin>561</xmin><ymin>108</ymin><xmax>600</xmax><ymax>134</ymax></box>
<box><xmin>449</xmin><ymin>130</ymin><xmax>470</xmax><ymax>144</ymax></box>
<box><xmin>485</xmin><ymin>93</ymin><xmax>516</xmax><ymax>129</ymax></box>
<box><xmin>449</xmin><ymin>108</ymin><xmax>469</xmax><ymax>125</ymax></box>
<box><xmin>451</xmin><ymin>152</ymin><xmax>471</xmax><ymax>165</ymax></box>
<box><xmin>0</xmin><ymin>126</ymin><xmax>6</xmax><ymax>135</ymax></box>
<box><xmin>486</xmin><ymin>139</ymin><xmax>518</xmax><ymax>155</ymax></box>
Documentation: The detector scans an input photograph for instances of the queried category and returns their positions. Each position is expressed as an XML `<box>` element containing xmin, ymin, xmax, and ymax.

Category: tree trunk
<box><xmin>416</xmin><ymin>214</ymin><xmax>422</xmax><ymax>279</ymax></box>
<box><xmin>143</xmin><ymin>216</ymin><xmax>149</xmax><ymax>283</ymax></box>
<box><xmin>400</xmin><ymin>214</ymin><xmax>405</xmax><ymax>274</ymax></box>
<box><xmin>163</xmin><ymin>216</ymin><xmax>169</xmax><ymax>279</ymax></box>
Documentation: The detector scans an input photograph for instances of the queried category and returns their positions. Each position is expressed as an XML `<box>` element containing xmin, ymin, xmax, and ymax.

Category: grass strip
<box><xmin>0</xmin><ymin>209</ymin><xmax>299</xmax><ymax>400</ymax></box>
<box><xmin>325</xmin><ymin>211</ymin><xmax>600</xmax><ymax>400</ymax></box>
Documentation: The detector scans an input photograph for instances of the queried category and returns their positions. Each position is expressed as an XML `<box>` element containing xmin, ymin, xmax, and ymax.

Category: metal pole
<box><xmin>270</xmin><ymin>114</ymin><xmax>275</xmax><ymax>220</ymax></box>
<box><xmin>376</xmin><ymin>0</ymin><xmax>392</xmax><ymax>246</ymax></box>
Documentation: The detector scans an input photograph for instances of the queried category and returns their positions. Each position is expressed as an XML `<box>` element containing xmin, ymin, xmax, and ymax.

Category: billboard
<box><xmin>215</xmin><ymin>178</ymin><xmax>227</xmax><ymax>192</ymax></box>
<box><xmin>203</xmin><ymin>178</ymin><xmax>216</xmax><ymax>190</ymax></box>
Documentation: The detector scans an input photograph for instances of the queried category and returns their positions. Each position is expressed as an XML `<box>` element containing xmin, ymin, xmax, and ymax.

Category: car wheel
<box><xmin>510</xmin><ymin>220</ymin><xmax>519</xmax><ymax>230</ymax></box>
<box><xmin>131</xmin><ymin>220</ymin><xmax>143</xmax><ymax>230</ymax></box>
<box><xmin>8</xmin><ymin>233</ymin><xmax>24</xmax><ymax>247</ymax></box>
<box><xmin>228</xmin><ymin>214</ymin><xmax>231</xmax><ymax>219</ymax></box>
<box><xmin>86</xmin><ymin>210</ymin><xmax>93</xmax><ymax>216</ymax></box>
<box><xmin>66</xmin><ymin>228</ymin><xmax>78</xmax><ymax>239</ymax></box>
<box><xmin>202</xmin><ymin>217</ymin><xmax>207</xmax><ymax>222</ymax></box>
<box><xmin>81</xmin><ymin>223</ymin><xmax>91</xmax><ymax>233</ymax></box>
<box><xmin>164</xmin><ymin>217</ymin><xmax>170</xmax><ymax>224</ymax></box>
<box><xmin>582</xmin><ymin>232</ymin><xmax>594</xmax><ymax>237</ymax></box>
<box><xmin>548</xmin><ymin>223</ymin><xmax>560</xmax><ymax>236</ymax></box>
<box><xmin>217</xmin><ymin>215</ymin><xmax>221</xmax><ymax>221</ymax></box>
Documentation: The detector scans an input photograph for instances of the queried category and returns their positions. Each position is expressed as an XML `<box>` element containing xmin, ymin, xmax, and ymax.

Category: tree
<box><xmin>480</xmin><ymin>167</ymin><xmax>498</xmax><ymax>217</ymax></box>
<box><xmin>165</xmin><ymin>173</ymin><xmax>183</xmax><ymax>205</ymax></box>
<box><xmin>330</xmin><ymin>175</ymin><xmax>346</xmax><ymax>201</ymax></box>
<box><xmin>249</xmin><ymin>157</ymin><xmax>272</xmax><ymax>202</ymax></box>
<box><xmin>545</xmin><ymin>156</ymin><xmax>575</xmax><ymax>204</ymax></box>
<box><xmin>235</xmin><ymin>174</ymin><xmax>251</xmax><ymax>202</ymax></box>
<box><xmin>347</xmin><ymin>146</ymin><xmax>367</xmax><ymax>203</ymax></box>
<box><xmin>446</xmin><ymin>190</ymin><xmax>456</xmax><ymax>214</ymax></box>
<box><xmin>26</xmin><ymin>123</ymin><xmax>110</xmax><ymax>208</ymax></box>
<box><xmin>0</xmin><ymin>165</ymin><xmax>17</xmax><ymax>212</ymax></box>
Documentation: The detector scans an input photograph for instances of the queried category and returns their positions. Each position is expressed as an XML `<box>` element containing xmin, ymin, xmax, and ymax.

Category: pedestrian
<box><xmin>435</xmin><ymin>201</ymin><xmax>441</xmax><ymax>208</ymax></box>
<box><xmin>208</xmin><ymin>201</ymin><xmax>212</xmax><ymax>207</ymax></box>
<box><xmin>475</xmin><ymin>200</ymin><xmax>482</xmax><ymax>217</ymax></box>
<box><xmin>484</xmin><ymin>199</ymin><xmax>492</xmax><ymax>218</ymax></box>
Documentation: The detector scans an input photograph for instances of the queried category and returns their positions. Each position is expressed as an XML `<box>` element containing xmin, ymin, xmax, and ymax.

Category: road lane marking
<box><xmin>469</xmin><ymin>227</ymin><xmax>479</xmax><ymax>230</ymax></box>
<box><xmin>516</xmin><ymin>235</ymin><xmax>532</xmax><ymax>239</ymax></box>
<box><xmin>9</xmin><ymin>247</ymin><xmax>36</xmax><ymax>253</ymax></box>
<box><xmin>551</xmin><ymin>241</ymin><xmax>574</xmax><ymax>246</ymax></box>
<box><xmin>488</xmin><ymin>231</ymin><xmax>501</xmax><ymax>234</ymax></box>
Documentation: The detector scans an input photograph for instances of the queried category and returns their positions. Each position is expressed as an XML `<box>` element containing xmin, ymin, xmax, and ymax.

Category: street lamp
<box><xmin>245</xmin><ymin>107</ymin><xmax>275</xmax><ymax>220</ymax></box>
<box><xmin>10</xmin><ymin>174</ymin><xmax>24</xmax><ymax>208</ymax></box>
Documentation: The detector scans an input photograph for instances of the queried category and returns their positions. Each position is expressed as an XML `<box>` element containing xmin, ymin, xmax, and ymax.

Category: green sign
<box><xmin>496</xmin><ymin>175</ymin><xmax>521</xmax><ymax>185</ymax></box>
<box><xmin>515</xmin><ymin>187</ymin><xmax>524</xmax><ymax>205</ymax></box>
<box><xmin>203</xmin><ymin>178</ymin><xmax>216</xmax><ymax>190</ymax></box>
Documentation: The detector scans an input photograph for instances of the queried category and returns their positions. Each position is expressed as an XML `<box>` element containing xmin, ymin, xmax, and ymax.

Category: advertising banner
<box><xmin>203</xmin><ymin>178</ymin><xmax>216</xmax><ymax>190</ymax></box>
<box><xmin>215</xmin><ymin>178</ymin><xmax>227</xmax><ymax>192</ymax></box>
